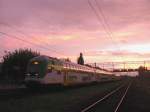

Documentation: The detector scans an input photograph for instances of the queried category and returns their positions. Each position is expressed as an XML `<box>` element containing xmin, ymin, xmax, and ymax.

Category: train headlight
<box><xmin>35</xmin><ymin>73</ymin><xmax>38</xmax><ymax>76</ymax></box>
<box><xmin>26</xmin><ymin>73</ymin><xmax>30</xmax><ymax>76</ymax></box>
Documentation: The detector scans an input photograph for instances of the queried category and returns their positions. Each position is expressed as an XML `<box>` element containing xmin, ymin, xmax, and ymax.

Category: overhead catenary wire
<box><xmin>0</xmin><ymin>22</ymin><xmax>66</xmax><ymax>56</ymax></box>
<box><xmin>0</xmin><ymin>31</ymin><xmax>65</xmax><ymax>57</ymax></box>
<box><xmin>88</xmin><ymin>0</ymin><xmax>123</xmax><ymax>49</ymax></box>
<box><xmin>87</xmin><ymin>0</ymin><xmax>114</xmax><ymax>41</ymax></box>
<box><xmin>94</xmin><ymin>0</ymin><xmax>123</xmax><ymax>48</ymax></box>
<box><xmin>87</xmin><ymin>0</ymin><xmax>125</xmax><ymax>67</ymax></box>
<box><xmin>94</xmin><ymin>0</ymin><xmax>114</xmax><ymax>36</ymax></box>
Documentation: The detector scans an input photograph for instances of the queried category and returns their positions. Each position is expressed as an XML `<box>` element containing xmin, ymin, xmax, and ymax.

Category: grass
<box><xmin>0</xmin><ymin>81</ymin><xmax>124</xmax><ymax>112</ymax></box>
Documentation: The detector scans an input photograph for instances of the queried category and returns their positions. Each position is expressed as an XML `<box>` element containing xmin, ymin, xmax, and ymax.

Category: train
<box><xmin>25</xmin><ymin>55</ymin><xmax>118</xmax><ymax>87</ymax></box>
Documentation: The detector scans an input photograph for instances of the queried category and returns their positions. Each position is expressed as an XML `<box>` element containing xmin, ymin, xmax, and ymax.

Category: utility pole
<box><xmin>144</xmin><ymin>61</ymin><xmax>146</xmax><ymax>68</ymax></box>
<box><xmin>123</xmin><ymin>62</ymin><xmax>126</xmax><ymax>70</ymax></box>
<box><xmin>112</xmin><ymin>62</ymin><xmax>114</xmax><ymax>71</ymax></box>
<box><xmin>102</xmin><ymin>63</ymin><xmax>104</xmax><ymax>70</ymax></box>
<box><xmin>94</xmin><ymin>62</ymin><xmax>97</xmax><ymax>68</ymax></box>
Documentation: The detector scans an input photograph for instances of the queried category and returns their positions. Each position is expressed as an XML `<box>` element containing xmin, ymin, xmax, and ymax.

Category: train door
<box><xmin>63</xmin><ymin>71</ymin><xmax>68</xmax><ymax>86</ymax></box>
<box><xmin>44</xmin><ymin>60</ymin><xmax>63</xmax><ymax>84</ymax></box>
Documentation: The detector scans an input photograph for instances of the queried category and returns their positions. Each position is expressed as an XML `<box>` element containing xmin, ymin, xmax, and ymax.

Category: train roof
<box><xmin>31</xmin><ymin>55</ymin><xmax>114</xmax><ymax>75</ymax></box>
<box><xmin>31</xmin><ymin>55</ymin><xmax>59</xmax><ymax>61</ymax></box>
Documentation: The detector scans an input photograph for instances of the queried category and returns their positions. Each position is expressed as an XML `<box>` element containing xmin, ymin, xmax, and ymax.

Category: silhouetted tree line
<box><xmin>0</xmin><ymin>49</ymin><xmax>39</xmax><ymax>84</ymax></box>
<box><xmin>113</xmin><ymin>69</ymin><xmax>138</xmax><ymax>72</ymax></box>
<box><xmin>138</xmin><ymin>66</ymin><xmax>150</xmax><ymax>77</ymax></box>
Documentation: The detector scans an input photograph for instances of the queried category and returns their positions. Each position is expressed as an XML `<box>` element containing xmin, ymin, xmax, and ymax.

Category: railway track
<box><xmin>80</xmin><ymin>82</ymin><xmax>132</xmax><ymax>112</ymax></box>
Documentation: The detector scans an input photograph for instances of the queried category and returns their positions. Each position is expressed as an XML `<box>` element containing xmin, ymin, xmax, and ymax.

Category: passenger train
<box><xmin>25</xmin><ymin>55</ymin><xmax>118</xmax><ymax>87</ymax></box>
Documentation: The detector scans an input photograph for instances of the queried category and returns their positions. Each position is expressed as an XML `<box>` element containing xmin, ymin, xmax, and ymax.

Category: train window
<box><xmin>73</xmin><ymin>65</ymin><xmax>75</xmax><ymax>69</ymax></box>
<box><xmin>69</xmin><ymin>64</ymin><xmax>72</xmax><ymax>69</ymax></box>
<box><xmin>47</xmin><ymin>68</ymin><xmax>52</xmax><ymax>73</ymax></box>
<box><xmin>57</xmin><ymin>70</ymin><xmax>61</xmax><ymax>75</ymax></box>
<box><xmin>69</xmin><ymin>64</ymin><xmax>71</xmax><ymax>68</ymax></box>
<box><xmin>78</xmin><ymin>67</ymin><xmax>80</xmax><ymax>70</ymax></box>
<box><xmin>52</xmin><ymin>60</ymin><xmax>55</xmax><ymax>65</ymax></box>
<box><xmin>81</xmin><ymin>67</ymin><xmax>84</xmax><ymax>70</ymax></box>
<box><xmin>67</xmin><ymin>64</ymin><xmax>69</xmax><ymax>68</ymax></box>
<box><xmin>63</xmin><ymin>64</ymin><xmax>66</xmax><ymax>68</ymax></box>
<box><xmin>66</xmin><ymin>63</ymin><xmax>68</xmax><ymax>68</ymax></box>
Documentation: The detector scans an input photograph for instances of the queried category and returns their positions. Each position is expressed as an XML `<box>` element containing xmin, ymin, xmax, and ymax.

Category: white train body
<box><xmin>25</xmin><ymin>56</ymin><xmax>117</xmax><ymax>86</ymax></box>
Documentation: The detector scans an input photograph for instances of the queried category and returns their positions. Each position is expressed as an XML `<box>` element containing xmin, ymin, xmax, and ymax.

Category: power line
<box><xmin>87</xmin><ymin>0</ymin><xmax>124</xmax><ymax>48</ymax></box>
<box><xmin>0</xmin><ymin>31</ymin><xmax>65</xmax><ymax>56</ymax></box>
<box><xmin>94</xmin><ymin>0</ymin><xmax>113</xmax><ymax>36</ymax></box>
<box><xmin>0</xmin><ymin>22</ymin><xmax>65</xmax><ymax>55</ymax></box>
<box><xmin>87</xmin><ymin>0</ymin><xmax>114</xmax><ymax>42</ymax></box>
<box><xmin>88</xmin><ymin>60</ymin><xmax>150</xmax><ymax>70</ymax></box>
<box><xmin>93</xmin><ymin>0</ymin><xmax>127</xmax><ymax>62</ymax></box>
<box><xmin>87</xmin><ymin>0</ymin><xmax>125</xmax><ymax>62</ymax></box>
<box><xmin>94</xmin><ymin>0</ymin><xmax>123</xmax><ymax>48</ymax></box>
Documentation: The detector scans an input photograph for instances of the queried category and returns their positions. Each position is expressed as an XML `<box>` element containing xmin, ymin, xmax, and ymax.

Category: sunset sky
<box><xmin>0</xmin><ymin>0</ymin><xmax>150</xmax><ymax>66</ymax></box>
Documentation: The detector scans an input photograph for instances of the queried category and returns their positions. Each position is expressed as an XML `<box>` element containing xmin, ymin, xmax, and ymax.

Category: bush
<box><xmin>138</xmin><ymin>66</ymin><xmax>149</xmax><ymax>77</ymax></box>
<box><xmin>1</xmin><ymin>48</ymin><xmax>40</xmax><ymax>84</ymax></box>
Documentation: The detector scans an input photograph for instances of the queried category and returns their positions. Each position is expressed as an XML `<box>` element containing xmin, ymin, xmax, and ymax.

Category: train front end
<box><xmin>25</xmin><ymin>56</ymin><xmax>48</xmax><ymax>87</ymax></box>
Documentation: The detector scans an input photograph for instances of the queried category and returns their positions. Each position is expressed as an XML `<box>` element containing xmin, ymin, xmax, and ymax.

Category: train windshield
<box><xmin>28</xmin><ymin>61</ymin><xmax>40</xmax><ymax>73</ymax></box>
<box><xmin>27</xmin><ymin>59</ymin><xmax>48</xmax><ymax>77</ymax></box>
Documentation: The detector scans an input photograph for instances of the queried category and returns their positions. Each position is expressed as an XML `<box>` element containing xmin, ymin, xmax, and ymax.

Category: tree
<box><xmin>1</xmin><ymin>48</ymin><xmax>40</xmax><ymax>83</ymax></box>
<box><xmin>77</xmin><ymin>53</ymin><xmax>84</xmax><ymax>65</ymax></box>
<box><xmin>138</xmin><ymin>66</ymin><xmax>147</xmax><ymax>76</ymax></box>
